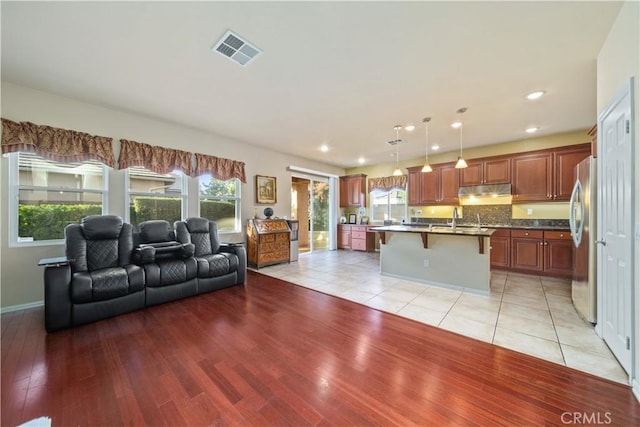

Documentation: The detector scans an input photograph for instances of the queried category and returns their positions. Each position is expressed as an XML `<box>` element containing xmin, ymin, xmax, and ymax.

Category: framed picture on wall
<box><xmin>256</xmin><ymin>175</ymin><xmax>277</xmax><ymax>204</ymax></box>
<box><xmin>348</xmin><ymin>214</ymin><xmax>357</xmax><ymax>224</ymax></box>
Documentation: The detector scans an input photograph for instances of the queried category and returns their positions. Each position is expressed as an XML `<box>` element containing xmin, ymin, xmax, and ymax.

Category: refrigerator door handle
<box><xmin>569</xmin><ymin>179</ymin><xmax>583</xmax><ymax>248</ymax></box>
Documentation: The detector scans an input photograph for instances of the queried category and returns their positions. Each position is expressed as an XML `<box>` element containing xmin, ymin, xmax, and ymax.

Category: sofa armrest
<box><xmin>43</xmin><ymin>264</ymin><xmax>72</xmax><ymax>332</ymax></box>
<box><xmin>133</xmin><ymin>245</ymin><xmax>156</xmax><ymax>265</ymax></box>
<box><xmin>219</xmin><ymin>243</ymin><xmax>247</xmax><ymax>284</ymax></box>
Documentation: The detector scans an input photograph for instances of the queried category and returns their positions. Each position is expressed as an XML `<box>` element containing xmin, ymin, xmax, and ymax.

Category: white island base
<box><xmin>378</xmin><ymin>231</ymin><xmax>491</xmax><ymax>295</ymax></box>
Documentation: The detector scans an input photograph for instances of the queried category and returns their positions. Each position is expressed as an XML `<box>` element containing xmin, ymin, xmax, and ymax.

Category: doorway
<box><xmin>291</xmin><ymin>176</ymin><xmax>329</xmax><ymax>254</ymax></box>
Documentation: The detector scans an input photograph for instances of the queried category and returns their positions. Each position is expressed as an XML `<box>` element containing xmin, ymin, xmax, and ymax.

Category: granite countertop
<box><xmin>407</xmin><ymin>221</ymin><xmax>570</xmax><ymax>231</ymax></box>
<box><xmin>370</xmin><ymin>225</ymin><xmax>496</xmax><ymax>237</ymax></box>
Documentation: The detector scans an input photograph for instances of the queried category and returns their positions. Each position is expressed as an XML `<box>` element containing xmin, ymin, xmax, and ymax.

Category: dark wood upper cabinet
<box><xmin>511</xmin><ymin>152</ymin><xmax>553</xmax><ymax>202</ymax></box>
<box><xmin>553</xmin><ymin>144</ymin><xmax>591</xmax><ymax>201</ymax></box>
<box><xmin>407</xmin><ymin>163</ymin><xmax>456</xmax><ymax>205</ymax></box>
<box><xmin>459</xmin><ymin>157</ymin><xmax>511</xmax><ymax>186</ymax></box>
<box><xmin>407</xmin><ymin>142</ymin><xmax>590</xmax><ymax>206</ymax></box>
<box><xmin>438</xmin><ymin>163</ymin><xmax>459</xmax><ymax>204</ymax></box>
<box><xmin>339</xmin><ymin>174</ymin><xmax>366</xmax><ymax>207</ymax></box>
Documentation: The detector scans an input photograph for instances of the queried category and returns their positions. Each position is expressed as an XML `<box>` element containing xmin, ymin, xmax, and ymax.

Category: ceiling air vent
<box><xmin>213</xmin><ymin>30</ymin><xmax>261</xmax><ymax>67</ymax></box>
<box><xmin>386</xmin><ymin>139</ymin><xmax>407</xmax><ymax>146</ymax></box>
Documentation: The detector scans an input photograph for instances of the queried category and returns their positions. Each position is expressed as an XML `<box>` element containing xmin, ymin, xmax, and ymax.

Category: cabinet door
<box><xmin>490</xmin><ymin>236</ymin><xmax>510</xmax><ymax>268</ymax></box>
<box><xmin>339</xmin><ymin>179</ymin><xmax>350</xmax><ymax>207</ymax></box>
<box><xmin>544</xmin><ymin>231</ymin><xmax>574</xmax><ymax>277</ymax></box>
<box><xmin>511</xmin><ymin>230</ymin><xmax>544</xmax><ymax>272</ymax></box>
<box><xmin>512</xmin><ymin>153</ymin><xmax>552</xmax><ymax>202</ymax></box>
<box><xmin>459</xmin><ymin>161</ymin><xmax>483</xmax><ymax>186</ymax></box>
<box><xmin>420</xmin><ymin>169</ymin><xmax>439</xmax><ymax>204</ymax></box>
<box><xmin>349</xmin><ymin>177</ymin><xmax>363</xmax><ymax>206</ymax></box>
<box><xmin>483</xmin><ymin>158</ymin><xmax>511</xmax><ymax>184</ymax></box>
<box><xmin>337</xmin><ymin>226</ymin><xmax>351</xmax><ymax>249</ymax></box>
<box><xmin>438</xmin><ymin>164</ymin><xmax>459</xmax><ymax>204</ymax></box>
<box><xmin>407</xmin><ymin>168</ymin><xmax>421</xmax><ymax>206</ymax></box>
<box><xmin>554</xmin><ymin>146</ymin><xmax>590</xmax><ymax>201</ymax></box>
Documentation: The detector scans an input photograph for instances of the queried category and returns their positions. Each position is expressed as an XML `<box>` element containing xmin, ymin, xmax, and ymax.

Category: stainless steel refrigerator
<box><xmin>569</xmin><ymin>156</ymin><xmax>596</xmax><ymax>323</ymax></box>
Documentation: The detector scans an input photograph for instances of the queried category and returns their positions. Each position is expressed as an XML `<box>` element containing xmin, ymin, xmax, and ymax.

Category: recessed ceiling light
<box><xmin>404</xmin><ymin>124</ymin><xmax>416</xmax><ymax>132</ymax></box>
<box><xmin>451</xmin><ymin>121</ymin><xmax>462</xmax><ymax>129</ymax></box>
<box><xmin>320</xmin><ymin>144</ymin><xmax>329</xmax><ymax>152</ymax></box>
<box><xmin>525</xmin><ymin>127</ymin><xmax>539</xmax><ymax>134</ymax></box>
<box><xmin>526</xmin><ymin>90</ymin><xmax>545</xmax><ymax>100</ymax></box>
<box><xmin>431</xmin><ymin>145</ymin><xmax>440</xmax><ymax>151</ymax></box>
<box><xmin>358</xmin><ymin>157</ymin><xmax>365</xmax><ymax>164</ymax></box>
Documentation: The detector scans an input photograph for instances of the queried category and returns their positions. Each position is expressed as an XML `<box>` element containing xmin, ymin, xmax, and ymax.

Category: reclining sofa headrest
<box><xmin>81</xmin><ymin>215</ymin><xmax>124</xmax><ymax>240</ymax></box>
<box><xmin>185</xmin><ymin>217</ymin><xmax>210</xmax><ymax>233</ymax></box>
<box><xmin>139</xmin><ymin>220</ymin><xmax>174</xmax><ymax>243</ymax></box>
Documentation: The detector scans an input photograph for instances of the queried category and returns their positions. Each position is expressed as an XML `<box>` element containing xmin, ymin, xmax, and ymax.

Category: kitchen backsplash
<box><xmin>411</xmin><ymin>204</ymin><xmax>569</xmax><ymax>228</ymax></box>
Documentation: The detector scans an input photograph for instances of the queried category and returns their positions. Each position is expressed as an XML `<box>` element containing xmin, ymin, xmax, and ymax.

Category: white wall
<box><xmin>596</xmin><ymin>0</ymin><xmax>640</xmax><ymax>399</ymax></box>
<box><xmin>0</xmin><ymin>82</ymin><xmax>344</xmax><ymax>309</ymax></box>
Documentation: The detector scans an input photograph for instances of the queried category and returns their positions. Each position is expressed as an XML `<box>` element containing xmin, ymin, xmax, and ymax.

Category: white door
<box><xmin>597</xmin><ymin>78</ymin><xmax>634</xmax><ymax>374</ymax></box>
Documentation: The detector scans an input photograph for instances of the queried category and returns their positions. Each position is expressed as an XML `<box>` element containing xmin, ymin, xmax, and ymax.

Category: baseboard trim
<box><xmin>1</xmin><ymin>300</ymin><xmax>44</xmax><ymax>314</ymax></box>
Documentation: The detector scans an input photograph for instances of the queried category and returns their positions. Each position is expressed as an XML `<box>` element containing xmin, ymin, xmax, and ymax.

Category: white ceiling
<box><xmin>1</xmin><ymin>1</ymin><xmax>623</xmax><ymax>168</ymax></box>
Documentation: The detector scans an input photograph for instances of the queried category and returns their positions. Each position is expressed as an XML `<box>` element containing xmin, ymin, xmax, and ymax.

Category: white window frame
<box><xmin>198</xmin><ymin>176</ymin><xmax>241</xmax><ymax>234</ymax></box>
<box><xmin>8</xmin><ymin>152</ymin><xmax>109</xmax><ymax>247</ymax></box>
<box><xmin>125</xmin><ymin>167</ymin><xmax>188</xmax><ymax>226</ymax></box>
<box><xmin>370</xmin><ymin>188</ymin><xmax>407</xmax><ymax>223</ymax></box>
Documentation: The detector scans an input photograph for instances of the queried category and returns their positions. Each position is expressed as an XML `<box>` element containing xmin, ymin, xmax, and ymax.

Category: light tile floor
<box><xmin>255</xmin><ymin>250</ymin><xmax>629</xmax><ymax>384</ymax></box>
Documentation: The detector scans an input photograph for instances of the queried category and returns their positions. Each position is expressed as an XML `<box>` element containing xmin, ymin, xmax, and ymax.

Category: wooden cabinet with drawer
<box><xmin>543</xmin><ymin>230</ymin><xmax>573</xmax><ymax>277</ymax></box>
<box><xmin>490</xmin><ymin>228</ymin><xmax>511</xmax><ymax>269</ymax></box>
<box><xmin>338</xmin><ymin>224</ymin><xmax>375</xmax><ymax>252</ymax></box>
<box><xmin>247</xmin><ymin>219</ymin><xmax>291</xmax><ymax>269</ymax></box>
<box><xmin>508</xmin><ymin>229</ymin><xmax>574</xmax><ymax>278</ymax></box>
<box><xmin>511</xmin><ymin>229</ymin><xmax>544</xmax><ymax>272</ymax></box>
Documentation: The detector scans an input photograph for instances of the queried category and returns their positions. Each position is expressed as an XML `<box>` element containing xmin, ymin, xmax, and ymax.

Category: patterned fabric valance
<box><xmin>118</xmin><ymin>139</ymin><xmax>192</xmax><ymax>175</ymax></box>
<box><xmin>1</xmin><ymin>118</ymin><xmax>115</xmax><ymax>167</ymax></box>
<box><xmin>368</xmin><ymin>175</ymin><xmax>407</xmax><ymax>192</ymax></box>
<box><xmin>194</xmin><ymin>152</ymin><xmax>247</xmax><ymax>183</ymax></box>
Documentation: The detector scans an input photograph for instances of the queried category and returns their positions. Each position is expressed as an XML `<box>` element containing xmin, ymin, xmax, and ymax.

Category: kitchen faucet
<box><xmin>451</xmin><ymin>207</ymin><xmax>458</xmax><ymax>230</ymax></box>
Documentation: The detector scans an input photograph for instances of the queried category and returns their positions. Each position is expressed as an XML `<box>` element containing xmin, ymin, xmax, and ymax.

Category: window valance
<box><xmin>118</xmin><ymin>139</ymin><xmax>192</xmax><ymax>176</ymax></box>
<box><xmin>368</xmin><ymin>175</ymin><xmax>407</xmax><ymax>192</ymax></box>
<box><xmin>194</xmin><ymin>153</ymin><xmax>246</xmax><ymax>183</ymax></box>
<box><xmin>1</xmin><ymin>118</ymin><xmax>115</xmax><ymax>167</ymax></box>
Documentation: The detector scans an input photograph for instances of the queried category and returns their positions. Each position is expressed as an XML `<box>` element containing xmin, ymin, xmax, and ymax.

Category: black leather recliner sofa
<box><xmin>43</xmin><ymin>215</ymin><xmax>246</xmax><ymax>332</ymax></box>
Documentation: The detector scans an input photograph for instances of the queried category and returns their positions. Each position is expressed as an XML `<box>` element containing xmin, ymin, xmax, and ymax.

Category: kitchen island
<box><xmin>370</xmin><ymin>225</ymin><xmax>496</xmax><ymax>295</ymax></box>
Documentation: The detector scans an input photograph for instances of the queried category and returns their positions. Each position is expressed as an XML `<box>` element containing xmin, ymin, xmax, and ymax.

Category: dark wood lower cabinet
<box><xmin>491</xmin><ymin>228</ymin><xmax>573</xmax><ymax>279</ymax></box>
<box><xmin>489</xmin><ymin>229</ymin><xmax>510</xmax><ymax>268</ymax></box>
<box><xmin>510</xmin><ymin>230</ymin><xmax>544</xmax><ymax>272</ymax></box>
<box><xmin>543</xmin><ymin>231</ymin><xmax>574</xmax><ymax>277</ymax></box>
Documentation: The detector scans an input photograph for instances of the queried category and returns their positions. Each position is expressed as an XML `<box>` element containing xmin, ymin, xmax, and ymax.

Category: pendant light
<box><xmin>421</xmin><ymin>117</ymin><xmax>433</xmax><ymax>173</ymax></box>
<box><xmin>392</xmin><ymin>125</ymin><xmax>403</xmax><ymax>176</ymax></box>
<box><xmin>454</xmin><ymin>107</ymin><xmax>468</xmax><ymax>169</ymax></box>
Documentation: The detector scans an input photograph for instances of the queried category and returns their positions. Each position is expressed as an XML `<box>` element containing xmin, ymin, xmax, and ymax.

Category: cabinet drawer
<box><xmin>511</xmin><ymin>229</ymin><xmax>543</xmax><ymax>239</ymax></box>
<box><xmin>339</xmin><ymin>225</ymin><xmax>351</xmax><ymax>231</ymax></box>
<box><xmin>544</xmin><ymin>230</ymin><xmax>571</xmax><ymax>240</ymax></box>
<box><xmin>351</xmin><ymin>239</ymin><xmax>367</xmax><ymax>251</ymax></box>
<box><xmin>351</xmin><ymin>231</ymin><xmax>367</xmax><ymax>239</ymax></box>
<box><xmin>491</xmin><ymin>229</ymin><xmax>511</xmax><ymax>238</ymax></box>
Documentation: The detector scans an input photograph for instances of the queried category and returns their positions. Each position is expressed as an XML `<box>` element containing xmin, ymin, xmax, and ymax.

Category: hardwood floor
<box><xmin>3</xmin><ymin>270</ymin><xmax>639</xmax><ymax>426</ymax></box>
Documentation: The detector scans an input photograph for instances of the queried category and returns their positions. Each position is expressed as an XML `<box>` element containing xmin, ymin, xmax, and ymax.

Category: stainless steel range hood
<box><xmin>458</xmin><ymin>183</ymin><xmax>512</xmax><ymax>197</ymax></box>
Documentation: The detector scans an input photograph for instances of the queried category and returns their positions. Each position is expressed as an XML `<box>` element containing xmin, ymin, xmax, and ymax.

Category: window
<box><xmin>370</xmin><ymin>189</ymin><xmax>406</xmax><ymax>222</ymax></box>
<box><xmin>198</xmin><ymin>175</ymin><xmax>240</xmax><ymax>233</ymax></box>
<box><xmin>126</xmin><ymin>167</ymin><xmax>187</xmax><ymax>228</ymax></box>
<box><xmin>8</xmin><ymin>152</ymin><xmax>108</xmax><ymax>246</ymax></box>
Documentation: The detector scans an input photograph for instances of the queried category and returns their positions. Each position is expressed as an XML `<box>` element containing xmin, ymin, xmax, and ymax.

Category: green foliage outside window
<box><xmin>18</xmin><ymin>204</ymin><xmax>102</xmax><ymax>240</ymax></box>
